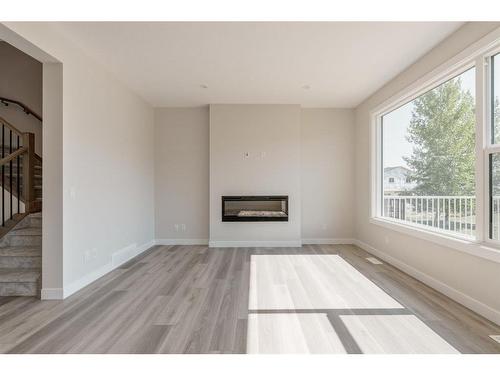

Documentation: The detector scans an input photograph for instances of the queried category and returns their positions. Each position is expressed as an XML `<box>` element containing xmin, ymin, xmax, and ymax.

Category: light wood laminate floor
<box><xmin>0</xmin><ymin>244</ymin><xmax>499</xmax><ymax>353</ymax></box>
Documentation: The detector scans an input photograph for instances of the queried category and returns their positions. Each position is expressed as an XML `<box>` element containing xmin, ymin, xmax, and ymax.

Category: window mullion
<box><xmin>475</xmin><ymin>56</ymin><xmax>486</xmax><ymax>243</ymax></box>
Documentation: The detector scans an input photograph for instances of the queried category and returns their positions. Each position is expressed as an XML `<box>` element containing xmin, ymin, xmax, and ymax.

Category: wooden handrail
<box><xmin>0</xmin><ymin>146</ymin><xmax>27</xmax><ymax>166</ymax></box>
<box><xmin>0</xmin><ymin>115</ymin><xmax>24</xmax><ymax>137</ymax></box>
<box><xmin>0</xmin><ymin>97</ymin><xmax>42</xmax><ymax>122</ymax></box>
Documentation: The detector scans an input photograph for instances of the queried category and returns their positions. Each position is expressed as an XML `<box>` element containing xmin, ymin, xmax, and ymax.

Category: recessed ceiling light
<box><xmin>302</xmin><ymin>85</ymin><xmax>311</xmax><ymax>90</ymax></box>
<box><xmin>200</xmin><ymin>84</ymin><xmax>208</xmax><ymax>89</ymax></box>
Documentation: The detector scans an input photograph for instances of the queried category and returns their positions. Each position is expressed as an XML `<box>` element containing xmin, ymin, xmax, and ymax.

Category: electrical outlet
<box><xmin>244</xmin><ymin>152</ymin><xmax>250</xmax><ymax>159</ymax></box>
<box><xmin>181</xmin><ymin>224</ymin><xmax>186</xmax><ymax>232</ymax></box>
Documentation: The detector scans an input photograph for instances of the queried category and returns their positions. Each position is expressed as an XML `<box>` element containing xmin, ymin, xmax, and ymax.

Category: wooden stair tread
<box><xmin>0</xmin><ymin>268</ymin><xmax>40</xmax><ymax>282</ymax></box>
<box><xmin>7</xmin><ymin>227</ymin><xmax>42</xmax><ymax>236</ymax></box>
<box><xmin>0</xmin><ymin>247</ymin><xmax>41</xmax><ymax>257</ymax></box>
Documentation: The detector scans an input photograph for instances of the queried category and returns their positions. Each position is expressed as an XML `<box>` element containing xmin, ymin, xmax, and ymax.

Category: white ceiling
<box><xmin>53</xmin><ymin>22</ymin><xmax>463</xmax><ymax>108</ymax></box>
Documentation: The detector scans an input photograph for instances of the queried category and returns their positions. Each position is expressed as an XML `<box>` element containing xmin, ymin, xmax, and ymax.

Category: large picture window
<box><xmin>381</xmin><ymin>68</ymin><xmax>476</xmax><ymax>238</ymax></box>
<box><xmin>372</xmin><ymin>37</ymin><xmax>500</xmax><ymax>258</ymax></box>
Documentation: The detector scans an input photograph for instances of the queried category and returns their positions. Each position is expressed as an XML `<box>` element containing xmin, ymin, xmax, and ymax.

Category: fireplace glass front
<box><xmin>222</xmin><ymin>196</ymin><xmax>289</xmax><ymax>222</ymax></box>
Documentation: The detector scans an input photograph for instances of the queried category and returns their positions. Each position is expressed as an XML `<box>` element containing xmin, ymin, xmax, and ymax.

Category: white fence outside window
<box><xmin>383</xmin><ymin>195</ymin><xmax>500</xmax><ymax>240</ymax></box>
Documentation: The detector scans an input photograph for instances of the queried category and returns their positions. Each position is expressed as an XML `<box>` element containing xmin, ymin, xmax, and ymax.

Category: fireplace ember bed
<box><xmin>221</xmin><ymin>196</ymin><xmax>289</xmax><ymax>222</ymax></box>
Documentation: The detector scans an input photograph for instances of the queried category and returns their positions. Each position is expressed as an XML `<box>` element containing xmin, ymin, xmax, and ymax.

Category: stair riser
<box><xmin>0</xmin><ymin>256</ymin><xmax>41</xmax><ymax>268</ymax></box>
<box><xmin>0</xmin><ymin>282</ymin><xmax>38</xmax><ymax>296</ymax></box>
<box><xmin>12</xmin><ymin>217</ymin><xmax>42</xmax><ymax>230</ymax></box>
<box><xmin>27</xmin><ymin>217</ymin><xmax>42</xmax><ymax>227</ymax></box>
<box><xmin>1</xmin><ymin>236</ymin><xmax>42</xmax><ymax>247</ymax></box>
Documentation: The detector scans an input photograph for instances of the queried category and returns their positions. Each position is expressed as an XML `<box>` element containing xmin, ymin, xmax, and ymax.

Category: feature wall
<box><xmin>209</xmin><ymin>104</ymin><xmax>302</xmax><ymax>246</ymax></box>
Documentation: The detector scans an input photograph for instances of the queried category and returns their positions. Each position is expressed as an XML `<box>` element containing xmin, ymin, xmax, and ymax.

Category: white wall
<box><xmin>0</xmin><ymin>41</ymin><xmax>43</xmax><ymax>155</ymax></box>
<box><xmin>301</xmin><ymin>109</ymin><xmax>354</xmax><ymax>242</ymax></box>
<box><xmin>154</xmin><ymin>107</ymin><xmax>209</xmax><ymax>242</ymax></box>
<box><xmin>1</xmin><ymin>23</ymin><xmax>155</xmax><ymax>297</ymax></box>
<box><xmin>209</xmin><ymin>104</ymin><xmax>302</xmax><ymax>246</ymax></box>
<box><xmin>354</xmin><ymin>22</ymin><xmax>500</xmax><ymax>324</ymax></box>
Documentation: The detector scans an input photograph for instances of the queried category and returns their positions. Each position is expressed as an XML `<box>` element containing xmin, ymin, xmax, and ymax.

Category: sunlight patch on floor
<box><xmin>247</xmin><ymin>313</ymin><xmax>346</xmax><ymax>354</ymax></box>
<box><xmin>247</xmin><ymin>254</ymin><xmax>458</xmax><ymax>354</ymax></box>
<box><xmin>340</xmin><ymin>314</ymin><xmax>459</xmax><ymax>354</ymax></box>
<box><xmin>249</xmin><ymin>254</ymin><xmax>402</xmax><ymax>310</ymax></box>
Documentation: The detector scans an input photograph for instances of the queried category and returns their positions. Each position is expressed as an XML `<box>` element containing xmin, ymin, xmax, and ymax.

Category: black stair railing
<box><xmin>0</xmin><ymin>116</ymin><xmax>40</xmax><ymax>228</ymax></box>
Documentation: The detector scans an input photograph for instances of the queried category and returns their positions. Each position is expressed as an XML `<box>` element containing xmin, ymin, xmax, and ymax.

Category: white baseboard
<box><xmin>155</xmin><ymin>238</ymin><xmax>354</xmax><ymax>247</ymax></box>
<box><xmin>63</xmin><ymin>261</ymin><xmax>115</xmax><ymax>299</ymax></box>
<box><xmin>40</xmin><ymin>287</ymin><xmax>64</xmax><ymax>300</ymax></box>
<box><xmin>353</xmin><ymin>239</ymin><xmax>500</xmax><ymax>326</ymax></box>
<box><xmin>156</xmin><ymin>238</ymin><xmax>209</xmax><ymax>245</ymax></box>
<box><xmin>43</xmin><ymin>240</ymin><xmax>156</xmax><ymax>300</ymax></box>
<box><xmin>209</xmin><ymin>240</ymin><xmax>302</xmax><ymax>248</ymax></box>
<box><xmin>302</xmin><ymin>238</ymin><xmax>355</xmax><ymax>245</ymax></box>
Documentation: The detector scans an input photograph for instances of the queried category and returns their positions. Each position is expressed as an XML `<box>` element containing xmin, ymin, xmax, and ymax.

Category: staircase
<box><xmin>0</xmin><ymin>115</ymin><xmax>42</xmax><ymax>297</ymax></box>
<box><xmin>0</xmin><ymin>212</ymin><xmax>41</xmax><ymax>296</ymax></box>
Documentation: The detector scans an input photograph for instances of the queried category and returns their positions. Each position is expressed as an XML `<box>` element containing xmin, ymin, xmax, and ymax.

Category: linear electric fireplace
<box><xmin>222</xmin><ymin>196</ymin><xmax>289</xmax><ymax>222</ymax></box>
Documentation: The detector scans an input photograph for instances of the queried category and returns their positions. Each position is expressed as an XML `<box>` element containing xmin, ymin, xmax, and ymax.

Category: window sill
<box><xmin>369</xmin><ymin>217</ymin><xmax>500</xmax><ymax>265</ymax></box>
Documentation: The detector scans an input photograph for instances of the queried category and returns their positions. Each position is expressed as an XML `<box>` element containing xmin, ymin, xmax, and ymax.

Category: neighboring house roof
<box><xmin>384</xmin><ymin>166</ymin><xmax>411</xmax><ymax>175</ymax></box>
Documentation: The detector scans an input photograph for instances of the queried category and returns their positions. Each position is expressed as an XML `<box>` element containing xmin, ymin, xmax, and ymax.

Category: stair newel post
<box><xmin>22</xmin><ymin>132</ymin><xmax>35</xmax><ymax>214</ymax></box>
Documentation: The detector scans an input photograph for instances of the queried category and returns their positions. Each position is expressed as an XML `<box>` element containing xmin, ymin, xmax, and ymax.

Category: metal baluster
<box><xmin>472</xmin><ymin>198</ymin><xmax>475</xmax><ymax>235</ymax></box>
<box><xmin>419</xmin><ymin>197</ymin><xmax>422</xmax><ymax>225</ymax></box>
<box><xmin>453</xmin><ymin>198</ymin><xmax>456</xmax><ymax>232</ymax></box>
<box><xmin>9</xmin><ymin>130</ymin><xmax>12</xmax><ymax>220</ymax></box>
<box><xmin>459</xmin><ymin>198</ymin><xmax>462</xmax><ymax>234</ymax></box>
<box><xmin>17</xmin><ymin>135</ymin><xmax>20</xmax><ymax>214</ymax></box>
<box><xmin>426</xmin><ymin>198</ymin><xmax>429</xmax><ymax>227</ymax></box>
<box><xmin>431</xmin><ymin>198</ymin><xmax>435</xmax><ymax>228</ymax></box>
<box><xmin>1</xmin><ymin>124</ymin><xmax>4</xmax><ymax>227</ymax></box>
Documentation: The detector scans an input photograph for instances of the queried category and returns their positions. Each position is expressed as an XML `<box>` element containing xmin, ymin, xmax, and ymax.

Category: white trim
<box><xmin>353</xmin><ymin>239</ymin><xmax>500</xmax><ymax>326</ymax></box>
<box><xmin>208</xmin><ymin>240</ymin><xmax>302</xmax><ymax>248</ymax></box>
<box><xmin>63</xmin><ymin>261</ymin><xmax>115</xmax><ymax>299</ymax></box>
<box><xmin>476</xmin><ymin>54</ymin><xmax>486</xmax><ymax>243</ymax></box>
<box><xmin>301</xmin><ymin>238</ymin><xmax>355</xmax><ymax>245</ymax></box>
<box><xmin>155</xmin><ymin>238</ymin><xmax>209</xmax><ymax>245</ymax></box>
<box><xmin>370</xmin><ymin>217</ymin><xmax>500</xmax><ymax>264</ymax></box>
<box><xmin>40</xmin><ymin>287</ymin><xmax>64</xmax><ymax>300</ymax></box>
<box><xmin>60</xmin><ymin>240</ymin><xmax>156</xmax><ymax>300</ymax></box>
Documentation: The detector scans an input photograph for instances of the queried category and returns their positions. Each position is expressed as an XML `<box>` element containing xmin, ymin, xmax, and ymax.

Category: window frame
<box><xmin>369</xmin><ymin>28</ymin><xmax>500</xmax><ymax>264</ymax></box>
<box><xmin>484</xmin><ymin>48</ymin><xmax>500</xmax><ymax>246</ymax></box>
